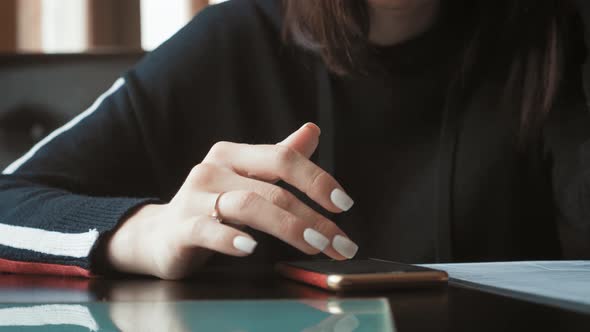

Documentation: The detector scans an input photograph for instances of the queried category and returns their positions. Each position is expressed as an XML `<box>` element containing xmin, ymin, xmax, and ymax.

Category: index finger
<box><xmin>204</xmin><ymin>142</ymin><xmax>354</xmax><ymax>213</ymax></box>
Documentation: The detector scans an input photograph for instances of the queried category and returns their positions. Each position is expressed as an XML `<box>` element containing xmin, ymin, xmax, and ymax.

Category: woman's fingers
<box><xmin>182</xmin><ymin>124</ymin><xmax>357</xmax><ymax>261</ymax></box>
<box><xmin>192</xmin><ymin>166</ymin><xmax>355</xmax><ymax>259</ymax></box>
<box><xmin>278</xmin><ymin>122</ymin><xmax>321</xmax><ymax>159</ymax></box>
<box><xmin>211</xmin><ymin>190</ymin><xmax>356</xmax><ymax>259</ymax></box>
<box><xmin>179</xmin><ymin>215</ymin><xmax>258</xmax><ymax>257</ymax></box>
<box><xmin>203</xmin><ymin>143</ymin><xmax>354</xmax><ymax>213</ymax></box>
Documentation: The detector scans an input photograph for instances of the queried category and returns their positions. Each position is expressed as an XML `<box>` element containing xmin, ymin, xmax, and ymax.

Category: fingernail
<box><xmin>330</xmin><ymin>189</ymin><xmax>354</xmax><ymax>211</ymax></box>
<box><xmin>333</xmin><ymin>235</ymin><xmax>358</xmax><ymax>259</ymax></box>
<box><xmin>233</xmin><ymin>236</ymin><xmax>258</xmax><ymax>254</ymax></box>
<box><xmin>303</xmin><ymin>122</ymin><xmax>321</xmax><ymax>135</ymax></box>
<box><xmin>304</xmin><ymin>228</ymin><xmax>330</xmax><ymax>251</ymax></box>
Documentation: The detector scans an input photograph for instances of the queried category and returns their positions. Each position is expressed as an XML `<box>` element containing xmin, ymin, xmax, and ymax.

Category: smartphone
<box><xmin>275</xmin><ymin>259</ymin><xmax>448</xmax><ymax>292</ymax></box>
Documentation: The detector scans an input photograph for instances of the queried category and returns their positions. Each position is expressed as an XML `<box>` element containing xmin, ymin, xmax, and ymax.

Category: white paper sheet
<box><xmin>421</xmin><ymin>261</ymin><xmax>590</xmax><ymax>314</ymax></box>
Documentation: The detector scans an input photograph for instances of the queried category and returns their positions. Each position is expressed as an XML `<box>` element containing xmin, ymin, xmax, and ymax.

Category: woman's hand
<box><xmin>106</xmin><ymin>123</ymin><xmax>358</xmax><ymax>279</ymax></box>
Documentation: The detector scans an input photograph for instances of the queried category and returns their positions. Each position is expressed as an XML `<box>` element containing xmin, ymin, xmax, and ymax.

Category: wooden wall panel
<box><xmin>0</xmin><ymin>1</ymin><xmax>17</xmax><ymax>53</ymax></box>
<box><xmin>1</xmin><ymin>0</ymin><xmax>208</xmax><ymax>53</ymax></box>
<box><xmin>87</xmin><ymin>0</ymin><xmax>141</xmax><ymax>50</ymax></box>
<box><xmin>17</xmin><ymin>0</ymin><xmax>42</xmax><ymax>52</ymax></box>
<box><xmin>191</xmin><ymin>0</ymin><xmax>209</xmax><ymax>15</ymax></box>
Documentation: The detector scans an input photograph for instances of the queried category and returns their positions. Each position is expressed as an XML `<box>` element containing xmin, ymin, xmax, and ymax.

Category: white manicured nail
<box><xmin>233</xmin><ymin>236</ymin><xmax>258</xmax><ymax>254</ymax></box>
<box><xmin>304</xmin><ymin>228</ymin><xmax>330</xmax><ymax>251</ymax></box>
<box><xmin>330</xmin><ymin>189</ymin><xmax>354</xmax><ymax>211</ymax></box>
<box><xmin>333</xmin><ymin>235</ymin><xmax>358</xmax><ymax>259</ymax></box>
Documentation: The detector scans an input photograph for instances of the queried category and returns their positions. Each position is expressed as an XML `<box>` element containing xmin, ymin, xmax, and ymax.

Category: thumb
<box><xmin>278</xmin><ymin>122</ymin><xmax>321</xmax><ymax>159</ymax></box>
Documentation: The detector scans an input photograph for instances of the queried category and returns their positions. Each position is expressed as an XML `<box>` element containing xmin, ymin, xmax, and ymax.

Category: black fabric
<box><xmin>0</xmin><ymin>0</ymin><xmax>589</xmax><ymax>274</ymax></box>
<box><xmin>327</xmin><ymin>5</ymin><xmax>466</xmax><ymax>263</ymax></box>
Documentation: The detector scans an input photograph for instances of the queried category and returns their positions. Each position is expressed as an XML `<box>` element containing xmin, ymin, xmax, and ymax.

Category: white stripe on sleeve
<box><xmin>0</xmin><ymin>223</ymin><xmax>99</xmax><ymax>258</ymax></box>
<box><xmin>2</xmin><ymin>78</ymin><xmax>125</xmax><ymax>175</ymax></box>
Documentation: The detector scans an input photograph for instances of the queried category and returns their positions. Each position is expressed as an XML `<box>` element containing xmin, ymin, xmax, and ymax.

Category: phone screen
<box><xmin>284</xmin><ymin>259</ymin><xmax>437</xmax><ymax>275</ymax></box>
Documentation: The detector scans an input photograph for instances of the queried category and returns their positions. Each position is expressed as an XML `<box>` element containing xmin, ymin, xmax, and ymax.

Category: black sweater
<box><xmin>1</xmin><ymin>0</ymin><xmax>589</xmax><ymax>277</ymax></box>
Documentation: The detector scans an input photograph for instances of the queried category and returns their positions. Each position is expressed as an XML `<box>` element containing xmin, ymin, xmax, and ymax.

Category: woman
<box><xmin>0</xmin><ymin>0</ymin><xmax>588</xmax><ymax>279</ymax></box>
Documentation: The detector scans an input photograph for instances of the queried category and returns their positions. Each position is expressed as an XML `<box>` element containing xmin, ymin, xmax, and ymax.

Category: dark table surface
<box><xmin>1</xmin><ymin>265</ymin><xmax>589</xmax><ymax>331</ymax></box>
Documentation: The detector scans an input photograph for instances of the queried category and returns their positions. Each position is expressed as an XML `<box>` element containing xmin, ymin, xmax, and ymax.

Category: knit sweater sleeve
<box><xmin>0</xmin><ymin>75</ymin><xmax>163</xmax><ymax>277</ymax></box>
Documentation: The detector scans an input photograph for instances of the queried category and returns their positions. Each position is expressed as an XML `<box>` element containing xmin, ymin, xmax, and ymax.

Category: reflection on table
<box><xmin>0</xmin><ymin>298</ymin><xmax>394</xmax><ymax>332</ymax></box>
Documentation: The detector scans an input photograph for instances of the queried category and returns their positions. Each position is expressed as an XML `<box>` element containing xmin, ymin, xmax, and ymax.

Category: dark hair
<box><xmin>283</xmin><ymin>0</ymin><xmax>579</xmax><ymax>139</ymax></box>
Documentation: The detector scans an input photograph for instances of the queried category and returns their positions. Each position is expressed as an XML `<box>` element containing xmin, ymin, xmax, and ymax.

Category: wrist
<box><xmin>105</xmin><ymin>203</ymin><xmax>166</xmax><ymax>275</ymax></box>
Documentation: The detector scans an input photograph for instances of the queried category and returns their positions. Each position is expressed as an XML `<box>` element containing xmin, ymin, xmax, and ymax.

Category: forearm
<box><xmin>0</xmin><ymin>176</ymin><xmax>157</xmax><ymax>276</ymax></box>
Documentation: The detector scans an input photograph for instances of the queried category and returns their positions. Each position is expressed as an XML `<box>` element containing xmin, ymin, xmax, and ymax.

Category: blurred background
<box><xmin>0</xmin><ymin>0</ymin><xmax>228</xmax><ymax>53</ymax></box>
<box><xmin>0</xmin><ymin>0</ymin><xmax>227</xmax><ymax>169</ymax></box>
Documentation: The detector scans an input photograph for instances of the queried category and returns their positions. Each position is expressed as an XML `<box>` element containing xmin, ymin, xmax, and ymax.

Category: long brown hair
<box><xmin>283</xmin><ymin>0</ymin><xmax>579</xmax><ymax>139</ymax></box>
